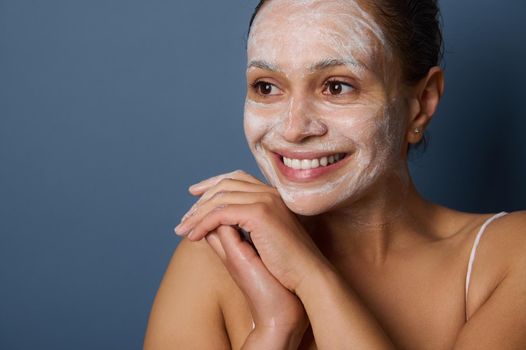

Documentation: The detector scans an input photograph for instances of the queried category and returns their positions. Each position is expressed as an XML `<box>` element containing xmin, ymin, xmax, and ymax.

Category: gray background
<box><xmin>1</xmin><ymin>0</ymin><xmax>524</xmax><ymax>349</ymax></box>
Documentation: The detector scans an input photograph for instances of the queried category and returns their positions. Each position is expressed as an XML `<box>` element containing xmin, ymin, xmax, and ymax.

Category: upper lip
<box><xmin>271</xmin><ymin>148</ymin><xmax>349</xmax><ymax>160</ymax></box>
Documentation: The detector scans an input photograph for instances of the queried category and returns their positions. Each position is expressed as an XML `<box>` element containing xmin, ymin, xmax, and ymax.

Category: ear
<box><xmin>406</xmin><ymin>66</ymin><xmax>445</xmax><ymax>145</ymax></box>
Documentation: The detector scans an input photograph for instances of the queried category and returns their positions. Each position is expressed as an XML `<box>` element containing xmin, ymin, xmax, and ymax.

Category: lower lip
<box><xmin>272</xmin><ymin>152</ymin><xmax>351</xmax><ymax>183</ymax></box>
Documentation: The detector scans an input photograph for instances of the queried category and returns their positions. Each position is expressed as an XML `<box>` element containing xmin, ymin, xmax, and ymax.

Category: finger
<box><xmin>186</xmin><ymin>203</ymin><xmax>261</xmax><ymax>241</ymax></box>
<box><xmin>178</xmin><ymin>189</ymin><xmax>275</xmax><ymax>234</ymax></box>
<box><xmin>189</xmin><ymin>170</ymin><xmax>262</xmax><ymax>195</ymax></box>
<box><xmin>214</xmin><ymin>225</ymin><xmax>263</xmax><ymax>277</ymax></box>
<box><xmin>182</xmin><ymin>179</ymin><xmax>270</xmax><ymax>222</ymax></box>
<box><xmin>214</xmin><ymin>225</ymin><xmax>285</xmax><ymax>313</ymax></box>
<box><xmin>204</xmin><ymin>230</ymin><xmax>226</xmax><ymax>261</ymax></box>
<box><xmin>199</xmin><ymin>178</ymin><xmax>272</xmax><ymax>203</ymax></box>
<box><xmin>185</xmin><ymin>171</ymin><xmax>276</xmax><ymax>225</ymax></box>
<box><xmin>176</xmin><ymin>191</ymin><xmax>263</xmax><ymax>236</ymax></box>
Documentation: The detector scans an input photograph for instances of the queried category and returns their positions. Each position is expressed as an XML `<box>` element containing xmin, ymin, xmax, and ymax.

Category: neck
<box><xmin>301</xmin><ymin>165</ymin><xmax>440</xmax><ymax>265</ymax></box>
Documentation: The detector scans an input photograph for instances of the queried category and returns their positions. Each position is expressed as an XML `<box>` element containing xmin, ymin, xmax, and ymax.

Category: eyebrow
<box><xmin>308</xmin><ymin>58</ymin><xmax>364</xmax><ymax>72</ymax></box>
<box><xmin>247</xmin><ymin>60</ymin><xmax>281</xmax><ymax>72</ymax></box>
<box><xmin>247</xmin><ymin>58</ymin><xmax>365</xmax><ymax>73</ymax></box>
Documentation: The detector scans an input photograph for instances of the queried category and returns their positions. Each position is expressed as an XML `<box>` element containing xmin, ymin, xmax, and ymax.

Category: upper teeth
<box><xmin>282</xmin><ymin>153</ymin><xmax>346</xmax><ymax>170</ymax></box>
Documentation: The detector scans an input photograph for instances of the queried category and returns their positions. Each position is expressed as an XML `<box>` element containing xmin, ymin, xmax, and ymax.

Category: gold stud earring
<box><xmin>414</xmin><ymin>127</ymin><xmax>421</xmax><ymax>134</ymax></box>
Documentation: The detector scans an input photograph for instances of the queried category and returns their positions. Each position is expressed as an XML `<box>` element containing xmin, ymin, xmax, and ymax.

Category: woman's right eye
<box><xmin>251</xmin><ymin>81</ymin><xmax>281</xmax><ymax>96</ymax></box>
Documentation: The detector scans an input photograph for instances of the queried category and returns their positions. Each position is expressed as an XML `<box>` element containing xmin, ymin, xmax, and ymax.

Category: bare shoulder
<box><xmin>442</xmin><ymin>207</ymin><xmax>526</xmax><ymax>254</ymax></box>
<box><xmin>481</xmin><ymin>210</ymin><xmax>526</xmax><ymax>263</ymax></box>
<box><xmin>455</xmin><ymin>210</ymin><xmax>526</xmax><ymax>348</ymax></box>
<box><xmin>465</xmin><ymin>210</ymin><xmax>526</xmax><ymax>320</ymax></box>
<box><xmin>143</xmin><ymin>238</ymin><xmax>232</xmax><ymax>350</ymax></box>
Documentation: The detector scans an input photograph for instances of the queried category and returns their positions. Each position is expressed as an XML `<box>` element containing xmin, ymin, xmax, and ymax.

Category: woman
<box><xmin>144</xmin><ymin>0</ymin><xmax>526</xmax><ymax>349</ymax></box>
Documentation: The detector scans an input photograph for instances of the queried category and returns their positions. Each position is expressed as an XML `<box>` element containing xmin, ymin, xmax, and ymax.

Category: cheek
<box><xmin>243</xmin><ymin>100</ymin><xmax>289</xmax><ymax>146</ymax></box>
<box><xmin>244</xmin><ymin>103</ymin><xmax>273</xmax><ymax>146</ymax></box>
<box><xmin>243</xmin><ymin>111</ymin><xmax>267</xmax><ymax>147</ymax></box>
<box><xmin>316</xmin><ymin>102</ymin><xmax>384</xmax><ymax>144</ymax></box>
<box><xmin>373</xmin><ymin>102</ymin><xmax>408</xmax><ymax>154</ymax></box>
<box><xmin>243</xmin><ymin>105</ymin><xmax>283</xmax><ymax>187</ymax></box>
<box><xmin>318</xmin><ymin>102</ymin><xmax>405</xmax><ymax>162</ymax></box>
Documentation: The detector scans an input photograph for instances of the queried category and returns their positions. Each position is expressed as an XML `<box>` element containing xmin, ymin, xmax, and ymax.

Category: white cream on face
<box><xmin>247</xmin><ymin>0</ymin><xmax>392</xmax><ymax>80</ymax></box>
<box><xmin>244</xmin><ymin>0</ymin><xmax>409</xmax><ymax>215</ymax></box>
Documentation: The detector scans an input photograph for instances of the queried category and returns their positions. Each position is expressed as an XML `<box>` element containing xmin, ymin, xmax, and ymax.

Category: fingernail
<box><xmin>174</xmin><ymin>224</ymin><xmax>182</xmax><ymax>235</ymax></box>
<box><xmin>174</xmin><ymin>222</ymin><xmax>188</xmax><ymax>235</ymax></box>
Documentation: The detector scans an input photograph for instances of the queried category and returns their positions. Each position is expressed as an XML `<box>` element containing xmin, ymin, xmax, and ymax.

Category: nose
<box><xmin>281</xmin><ymin>97</ymin><xmax>328</xmax><ymax>143</ymax></box>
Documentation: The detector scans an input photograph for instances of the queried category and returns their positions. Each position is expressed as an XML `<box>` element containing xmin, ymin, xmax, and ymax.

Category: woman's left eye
<box><xmin>322</xmin><ymin>80</ymin><xmax>354</xmax><ymax>96</ymax></box>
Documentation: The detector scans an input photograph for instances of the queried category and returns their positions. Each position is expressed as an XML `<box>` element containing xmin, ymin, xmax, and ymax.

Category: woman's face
<box><xmin>244</xmin><ymin>0</ymin><xmax>410</xmax><ymax>216</ymax></box>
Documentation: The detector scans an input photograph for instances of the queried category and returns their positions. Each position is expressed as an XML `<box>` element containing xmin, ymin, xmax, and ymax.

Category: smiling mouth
<box><xmin>269</xmin><ymin>150</ymin><xmax>351</xmax><ymax>183</ymax></box>
<box><xmin>281</xmin><ymin>153</ymin><xmax>348</xmax><ymax>170</ymax></box>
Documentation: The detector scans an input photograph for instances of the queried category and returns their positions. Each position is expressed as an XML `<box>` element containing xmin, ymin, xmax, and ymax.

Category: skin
<box><xmin>144</xmin><ymin>1</ymin><xmax>526</xmax><ymax>349</ymax></box>
<box><xmin>244</xmin><ymin>0</ymin><xmax>406</xmax><ymax>217</ymax></box>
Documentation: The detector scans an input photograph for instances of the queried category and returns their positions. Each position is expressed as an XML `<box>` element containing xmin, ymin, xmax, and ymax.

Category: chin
<box><xmin>283</xmin><ymin>201</ymin><xmax>326</xmax><ymax>216</ymax></box>
<box><xmin>274</xmin><ymin>185</ymin><xmax>347</xmax><ymax>216</ymax></box>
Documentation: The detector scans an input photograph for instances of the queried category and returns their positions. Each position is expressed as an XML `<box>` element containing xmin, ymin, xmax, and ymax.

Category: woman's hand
<box><xmin>205</xmin><ymin>225</ymin><xmax>308</xmax><ymax>348</ymax></box>
<box><xmin>174</xmin><ymin>171</ymin><xmax>398</xmax><ymax>349</ymax></box>
<box><xmin>175</xmin><ymin>170</ymin><xmax>329</xmax><ymax>293</ymax></box>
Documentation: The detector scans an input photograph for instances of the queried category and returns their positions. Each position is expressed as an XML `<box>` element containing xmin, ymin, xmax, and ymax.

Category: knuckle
<box><xmin>260</xmin><ymin>192</ymin><xmax>275</xmax><ymax>205</ymax></box>
<box><xmin>188</xmin><ymin>206</ymin><xmax>199</xmax><ymax>218</ymax></box>
<box><xmin>216</xmin><ymin>178</ymin><xmax>228</xmax><ymax>187</ymax></box>
<box><xmin>212</xmin><ymin>203</ymin><xmax>229</xmax><ymax>213</ymax></box>
<box><xmin>210</xmin><ymin>190</ymin><xmax>228</xmax><ymax>201</ymax></box>
<box><xmin>216</xmin><ymin>177</ymin><xmax>234</xmax><ymax>188</ymax></box>
<box><xmin>230</xmin><ymin>169</ymin><xmax>250</xmax><ymax>180</ymax></box>
<box><xmin>253</xmin><ymin>202</ymin><xmax>269</xmax><ymax>216</ymax></box>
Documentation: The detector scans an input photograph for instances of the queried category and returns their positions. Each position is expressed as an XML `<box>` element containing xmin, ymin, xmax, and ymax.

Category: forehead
<box><xmin>247</xmin><ymin>0</ymin><xmax>389</xmax><ymax>71</ymax></box>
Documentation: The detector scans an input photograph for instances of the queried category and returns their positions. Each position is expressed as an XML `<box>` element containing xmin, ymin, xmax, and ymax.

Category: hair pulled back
<box><xmin>247</xmin><ymin>0</ymin><xmax>444</xmax><ymax>84</ymax></box>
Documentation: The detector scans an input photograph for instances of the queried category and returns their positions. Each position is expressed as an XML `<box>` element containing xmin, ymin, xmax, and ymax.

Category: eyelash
<box><xmin>250</xmin><ymin>79</ymin><xmax>355</xmax><ymax>97</ymax></box>
<box><xmin>323</xmin><ymin>79</ymin><xmax>355</xmax><ymax>96</ymax></box>
<box><xmin>251</xmin><ymin>81</ymin><xmax>279</xmax><ymax>96</ymax></box>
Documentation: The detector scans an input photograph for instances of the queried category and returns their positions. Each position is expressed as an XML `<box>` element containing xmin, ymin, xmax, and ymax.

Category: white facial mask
<box><xmin>244</xmin><ymin>0</ymin><xmax>409</xmax><ymax>215</ymax></box>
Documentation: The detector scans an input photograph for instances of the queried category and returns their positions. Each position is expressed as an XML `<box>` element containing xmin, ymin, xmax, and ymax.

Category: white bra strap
<box><xmin>465</xmin><ymin>211</ymin><xmax>508</xmax><ymax>317</ymax></box>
